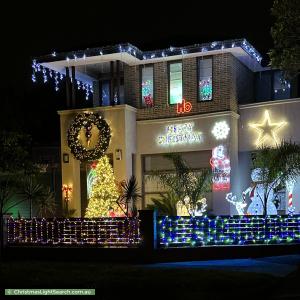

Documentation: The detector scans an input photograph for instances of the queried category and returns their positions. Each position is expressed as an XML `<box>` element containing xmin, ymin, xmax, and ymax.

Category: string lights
<box><xmin>31</xmin><ymin>60</ymin><xmax>93</xmax><ymax>100</ymax></box>
<box><xmin>32</xmin><ymin>39</ymin><xmax>262</xmax><ymax>99</ymax></box>
<box><xmin>159</xmin><ymin>215</ymin><xmax>300</xmax><ymax>247</ymax></box>
<box><xmin>67</xmin><ymin>112</ymin><xmax>111</xmax><ymax>162</ymax></box>
<box><xmin>7</xmin><ymin>218</ymin><xmax>140</xmax><ymax>247</ymax></box>
<box><xmin>85</xmin><ymin>156</ymin><xmax>121</xmax><ymax>218</ymax></box>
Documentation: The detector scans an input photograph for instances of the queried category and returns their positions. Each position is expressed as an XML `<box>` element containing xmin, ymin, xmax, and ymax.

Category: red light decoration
<box><xmin>177</xmin><ymin>99</ymin><xmax>192</xmax><ymax>114</ymax></box>
<box><xmin>210</xmin><ymin>145</ymin><xmax>231</xmax><ymax>191</ymax></box>
<box><xmin>144</xmin><ymin>95</ymin><xmax>154</xmax><ymax>107</ymax></box>
<box><xmin>90</xmin><ymin>161</ymin><xmax>98</xmax><ymax>169</ymax></box>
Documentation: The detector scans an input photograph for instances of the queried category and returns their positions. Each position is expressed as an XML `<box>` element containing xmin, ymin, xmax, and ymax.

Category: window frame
<box><xmin>197</xmin><ymin>56</ymin><xmax>213</xmax><ymax>102</ymax></box>
<box><xmin>168</xmin><ymin>60</ymin><xmax>183</xmax><ymax>105</ymax></box>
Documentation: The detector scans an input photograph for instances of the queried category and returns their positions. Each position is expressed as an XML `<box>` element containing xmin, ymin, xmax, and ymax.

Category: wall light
<box><xmin>115</xmin><ymin>149</ymin><xmax>122</xmax><ymax>160</ymax></box>
<box><xmin>63</xmin><ymin>153</ymin><xmax>69</xmax><ymax>163</ymax></box>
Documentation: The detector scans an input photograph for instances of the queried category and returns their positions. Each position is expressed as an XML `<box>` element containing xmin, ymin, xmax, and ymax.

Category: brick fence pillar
<box><xmin>138</xmin><ymin>209</ymin><xmax>158</xmax><ymax>250</ymax></box>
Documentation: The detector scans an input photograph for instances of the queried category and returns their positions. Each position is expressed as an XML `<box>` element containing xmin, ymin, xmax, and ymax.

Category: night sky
<box><xmin>1</xmin><ymin>0</ymin><xmax>274</xmax><ymax>146</ymax></box>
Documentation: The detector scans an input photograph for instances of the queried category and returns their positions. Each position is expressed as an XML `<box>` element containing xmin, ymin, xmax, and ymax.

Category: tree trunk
<box><xmin>29</xmin><ymin>198</ymin><xmax>32</xmax><ymax>219</ymax></box>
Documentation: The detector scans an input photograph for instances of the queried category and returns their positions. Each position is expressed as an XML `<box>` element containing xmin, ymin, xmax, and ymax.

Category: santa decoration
<box><xmin>210</xmin><ymin>145</ymin><xmax>231</xmax><ymax>191</ymax></box>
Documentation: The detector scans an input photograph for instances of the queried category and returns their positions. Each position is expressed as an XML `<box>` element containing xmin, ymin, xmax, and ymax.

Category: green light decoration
<box><xmin>159</xmin><ymin>215</ymin><xmax>300</xmax><ymax>247</ymax></box>
<box><xmin>87</xmin><ymin>162</ymin><xmax>98</xmax><ymax>198</ymax></box>
<box><xmin>199</xmin><ymin>78</ymin><xmax>212</xmax><ymax>101</ymax></box>
<box><xmin>142</xmin><ymin>80</ymin><xmax>153</xmax><ymax>106</ymax></box>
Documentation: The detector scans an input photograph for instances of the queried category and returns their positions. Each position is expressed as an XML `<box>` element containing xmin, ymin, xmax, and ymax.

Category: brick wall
<box><xmin>231</xmin><ymin>56</ymin><xmax>254</xmax><ymax>105</ymax></box>
<box><xmin>124</xmin><ymin>53</ymin><xmax>254</xmax><ymax>120</ymax></box>
<box><xmin>124</xmin><ymin>64</ymin><xmax>140</xmax><ymax>107</ymax></box>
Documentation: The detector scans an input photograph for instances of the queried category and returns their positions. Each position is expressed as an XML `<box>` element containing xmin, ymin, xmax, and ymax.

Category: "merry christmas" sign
<box><xmin>157</xmin><ymin>122</ymin><xmax>203</xmax><ymax>146</ymax></box>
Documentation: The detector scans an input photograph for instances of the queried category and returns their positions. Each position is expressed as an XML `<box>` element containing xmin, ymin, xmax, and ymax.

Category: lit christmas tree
<box><xmin>85</xmin><ymin>155</ymin><xmax>120</xmax><ymax>217</ymax></box>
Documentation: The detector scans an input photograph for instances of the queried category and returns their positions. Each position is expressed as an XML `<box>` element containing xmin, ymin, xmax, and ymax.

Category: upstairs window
<box><xmin>141</xmin><ymin>65</ymin><xmax>154</xmax><ymax>107</ymax></box>
<box><xmin>169</xmin><ymin>62</ymin><xmax>183</xmax><ymax>104</ymax></box>
<box><xmin>101</xmin><ymin>80</ymin><xmax>110</xmax><ymax>106</ymax></box>
<box><xmin>198</xmin><ymin>58</ymin><xmax>212</xmax><ymax>101</ymax></box>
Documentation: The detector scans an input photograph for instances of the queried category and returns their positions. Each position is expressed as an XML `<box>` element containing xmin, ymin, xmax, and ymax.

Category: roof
<box><xmin>33</xmin><ymin>38</ymin><xmax>264</xmax><ymax>86</ymax></box>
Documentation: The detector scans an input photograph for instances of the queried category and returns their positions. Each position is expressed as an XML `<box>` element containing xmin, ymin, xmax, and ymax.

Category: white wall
<box><xmin>58</xmin><ymin>105</ymin><xmax>137</xmax><ymax>216</ymax></box>
<box><xmin>136</xmin><ymin>111</ymin><xmax>239</xmax><ymax>215</ymax></box>
<box><xmin>239</xmin><ymin>98</ymin><xmax>300</xmax><ymax>214</ymax></box>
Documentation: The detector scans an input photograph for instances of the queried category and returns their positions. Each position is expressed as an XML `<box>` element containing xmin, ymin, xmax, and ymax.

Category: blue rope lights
<box><xmin>159</xmin><ymin>215</ymin><xmax>300</xmax><ymax>247</ymax></box>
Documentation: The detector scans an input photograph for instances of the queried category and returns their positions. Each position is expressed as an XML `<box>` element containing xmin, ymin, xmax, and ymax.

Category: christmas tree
<box><xmin>85</xmin><ymin>155</ymin><xmax>120</xmax><ymax>217</ymax></box>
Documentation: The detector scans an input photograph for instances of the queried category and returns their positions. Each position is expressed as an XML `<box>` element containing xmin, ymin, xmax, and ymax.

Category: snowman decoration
<box><xmin>244</xmin><ymin>168</ymin><xmax>278</xmax><ymax>215</ymax></box>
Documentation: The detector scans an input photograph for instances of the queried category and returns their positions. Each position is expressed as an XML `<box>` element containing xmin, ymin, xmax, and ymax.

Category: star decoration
<box><xmin>249</xmin><ymin>110</ymin><xmax>287</xmax><ymax>146</ymax></box>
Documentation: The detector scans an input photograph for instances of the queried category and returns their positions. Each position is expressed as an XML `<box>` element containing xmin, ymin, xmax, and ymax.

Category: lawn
<box><xmin>0</xmin><ymin>259</ymin><xmax>289</xmax><ymax>299</ymax></box>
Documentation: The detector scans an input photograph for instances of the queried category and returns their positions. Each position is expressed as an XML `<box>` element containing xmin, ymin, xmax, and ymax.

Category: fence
<box><xmin>7</xmin><ymin>218</ymin><xmax>140</xmax><ymax>247</ymax></box>
<box><xmin>6</xmin><ymin>213</ymin><xmax>300</xmax><ymax>249</ymax></box>
<box><xmin>158</xmin><ymin>215</ymin><xmax>300</xmax><ymax>248</ymax></box>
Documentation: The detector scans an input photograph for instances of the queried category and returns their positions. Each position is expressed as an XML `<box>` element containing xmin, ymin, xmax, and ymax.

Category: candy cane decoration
<box><xmin>286</xmin><ymin>179</ymin><xmax>296</xmax><ymax>214</ymax></box>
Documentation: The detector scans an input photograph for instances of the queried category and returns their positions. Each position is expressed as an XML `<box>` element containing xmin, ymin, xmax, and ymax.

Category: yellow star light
<box><xmin>249</xmin><ymin>110</ymin><xmax>287</xmax><ymax>146</ymax></box>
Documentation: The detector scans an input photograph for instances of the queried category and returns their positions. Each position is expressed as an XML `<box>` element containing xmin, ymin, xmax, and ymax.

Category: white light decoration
<box><xmin>42</xmin><ymin>68</ymin><xmax>47</xmax><ymax>83</ymax></box>
<box><xmin>226</xmin><ymin>192</ymin><xmax>246</xmax><ymax>215</ymax></box>
<box><xmin>249</xmin><ymin>110</ymin><xmax>287</xmax><ymax>146</ymax></box>
<box><xmin>34</xmin><ymin>39</ymin><xmax>261</xmax><ymax>101</ymax></box>
<box><xmin>54</xmin><ymin>72</ymin><xmax>59</xmax><ymax>91</ymax></box>
<box><xmin>212</xmin><ymin>121</ymin><xmax>230</xmax><ymax>140</ymax></box>
<box><xmin>244</xmin><ymin>168</ymin><xmax>278</xmax><ymax>215</ymax></box>
<box><xmin>176</xmin><ymin>196</ymin><xmax>207</xmax><ymax>217</ymax></box>
<box><xmin>157</xmin><ymin>123</ymin><xmax>203</xmax><ymax>146</ymax></box>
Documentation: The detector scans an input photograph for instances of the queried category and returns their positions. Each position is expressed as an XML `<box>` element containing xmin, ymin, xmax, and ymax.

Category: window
<box><xmin>141</xmin><ymin>66</ymin><xmax>154</xmax><ymax>107</ymax></box>
<box><xmin>198</xmin><ymin>58</ymin><xmax>212</xmax><ymax>101</ymax></box>
<box><xmin>101</xmin><ymin>80</ymin><xmax>110</xmax><ymax>106</ymax></box>
<box><xmin>169</xmin><ymin>62</ymin><xmax>183</xmax><ymax>104</ymax></box>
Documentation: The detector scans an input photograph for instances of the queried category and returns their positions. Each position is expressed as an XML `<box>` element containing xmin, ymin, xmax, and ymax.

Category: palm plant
<box><xmin>117</xmin><ymin>175</ymin><xmax>141</xmax><ymax>217</ymax></box>
<box><xmin>0</xmin><ymin>175</ymin><xmax>19</xmax><ymax>254</ymax></box>
<box><xmin>18</xmin><ymin>175</ymin><xmax>43</xmax><ymax>218</ymax></box>
<box><xmin>62</xmin><ymin>207</ymin><xmax>76</xmax><ymax>218</ymax></box>
<box><xmin>253</xmin><ymin>141</ymin><xmax>300</xmax><ymax>215</ymax></box>
<box><xmin>35</xmin><ymin>188</ymin><xmax>56</xmax><ymax>218</ymax></box>
<box><xmin>147</xmin><ymin>192</ymin><xmax>179</xmax><ymax>216</ymax></box>
<box><xmin>186</xmin><ymin>168</ymin><xmax>211</xmax><ymax>216</ymax></box>
<box><xmin>148</xmin><ymin>153</ymin><xmax>212</xmax><ymax>216</ymax></box>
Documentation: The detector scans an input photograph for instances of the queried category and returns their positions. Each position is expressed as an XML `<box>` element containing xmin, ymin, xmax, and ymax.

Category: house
<box><xmin>33</xmin><ymin>39</ymin><xmax>300</xmax><ymax>217</ymax></box>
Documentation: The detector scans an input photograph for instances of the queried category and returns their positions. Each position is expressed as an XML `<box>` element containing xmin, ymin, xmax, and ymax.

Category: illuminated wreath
<box><xmin>67</xmin><ymin>112</ymin><xmax>111</xmax><ymax>162</ymax></box>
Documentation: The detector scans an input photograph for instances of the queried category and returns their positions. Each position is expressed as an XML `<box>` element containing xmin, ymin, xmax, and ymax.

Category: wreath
<box><xmin>67</xmin><ymin>112</ymin><xmax>111</xmax><ymax>162</ymax></box>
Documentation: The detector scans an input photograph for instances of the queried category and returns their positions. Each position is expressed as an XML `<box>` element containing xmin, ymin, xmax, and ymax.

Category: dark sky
<box><xmin>0</xmin><ymin>0</ymin><xmax>275</xmax><ymax>145</ymax></box>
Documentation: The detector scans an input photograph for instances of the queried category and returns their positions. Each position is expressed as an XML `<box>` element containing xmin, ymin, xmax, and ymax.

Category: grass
<box><xmin>0</xmin><ymin>259</ymin><xmax>282</xmax><ymax>299</ymax></box>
